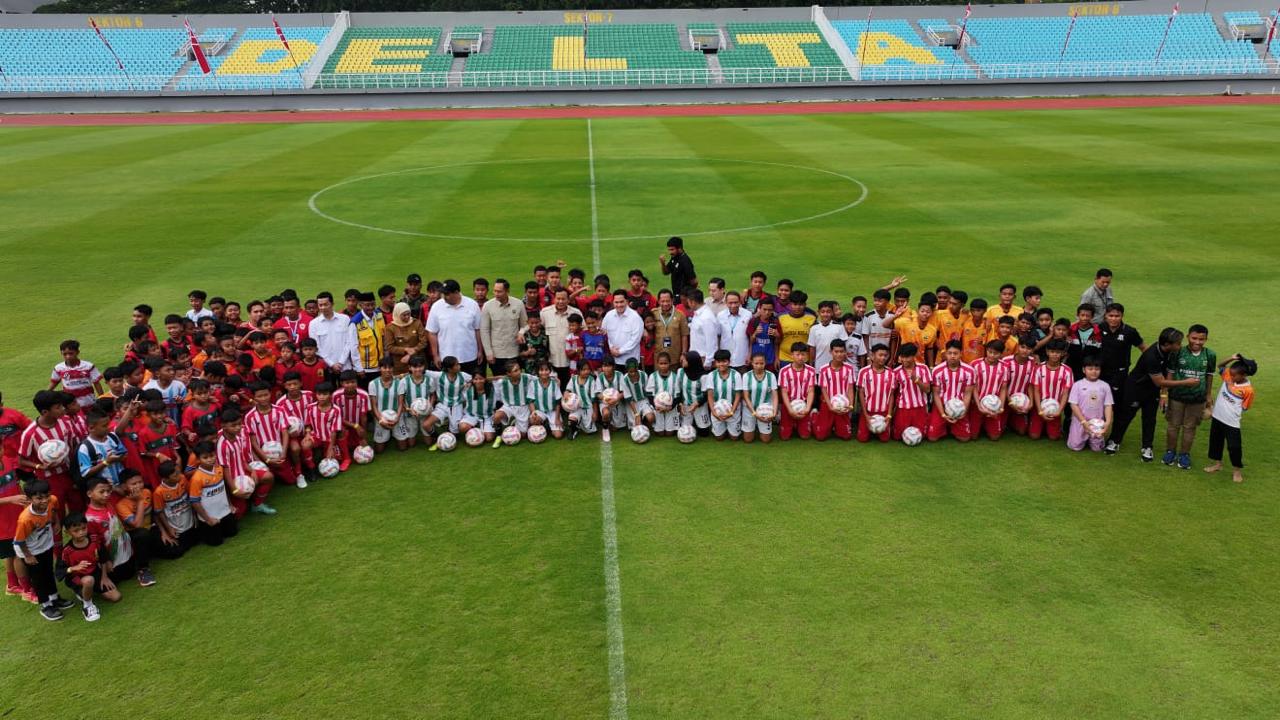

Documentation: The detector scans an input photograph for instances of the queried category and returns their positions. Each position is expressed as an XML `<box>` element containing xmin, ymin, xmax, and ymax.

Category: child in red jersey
<box><xmin>59</xmin><ymin>513</ymin><xmax>119</xmax><ymax>622</ymax></box>
<box><xmin>295</xmin><ymin>338</ymin><xmax>327</xmax><ymax>393</ymax></box>
<box><xmin>274</xmin><ymin>371</ymin><xmax>313</xmax><ymax>479</ymax></box>
<box><xmin>136</xmin><ymin>397</ymin><xmax>179</xmax><ymax>489</ymax></box>
<box><xmin>244</xmin><ymin>380</ymin><xmax>298</xmax><ymax>489</ymax></box>
<box><xmin>777</xmin><ymin>342</ymin><xmax>816</xmax><ymax>440</ymax></box>
<box><xmin>181</xmin><ymin>379</ymin><xmax>220</xmax><ymax>447</ymax></box>
<box><xmin>856</xmin><ymin>344</ymin><xmax>895</xmax><ymax>442</ymax></box>
<box><xmin>1030</xmin><ymin>339</ymin><xmax>1073</xmax><ymax>441</ymax></box>
<box><xmin>18</xmin><ymin>390</ymin><xmax>75</xmax><ymax>519</ymax></box>
<box><xmin>968</xmin><ymin>340</ymin><xmax>1011</xmax><ymax>441</ymax></box>
<box><xmin>335</xmin><ymin>371</ymin><xmax>369</xmax><ymax>471</ymax></box>
<box><xmin>1001</xmin><ymin>336</ymin><xmax>1040</xmax><ymax>436</ymax></box>
<box><xmin>890</xmin><ymin>344</ymin><xmax>931</xmax><ymax>440</ymax></box>
<box><xmin>813</xmin><ymin>340</ymin><xmax>855</xmax><ymax>441</ymax></box>
<box><xmin>303</xmin><ymin>382</ymin><xmax>345</xmax><ymax>479</ymax></box>
<box><xmin>927</xmin><ymin>340</ymin><xmax>976</xmax><ymax>442</ymax></box>
<box><xmin>50</xmin><ymin>340</ymin><xmax>103</xmax><ymax>410</ymax></box>
<box><xmin>217</xmin><ymin>408</ymin><xmax>275</xmax><ymax>517</ymax></box>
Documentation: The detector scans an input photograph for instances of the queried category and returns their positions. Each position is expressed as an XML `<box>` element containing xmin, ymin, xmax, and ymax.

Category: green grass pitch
<box><xmin>1</xmin><ymin>105</ymin><xmax>1278</xmax><ymax>719</ymax></box>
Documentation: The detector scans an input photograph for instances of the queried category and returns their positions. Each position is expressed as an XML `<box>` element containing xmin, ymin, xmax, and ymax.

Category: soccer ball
<box><xmin>1009</xmin><ymin>392</ymin><xmax>1031</xmax><ymax>413</ymax></box>
<box><xmin>560</xmin><ymin>391</ymin><xmax>580</xmax><ymax>412</ymax></box>
<box><xmin>37</xmin><ymin>439</ymin><xmax>68</xmax><ymax>466</ymax></box>
<box><xmin>465</xmin><ymin>428</ymin><xmax>486</xmax><ymax>447</ymax></box>
<box><xmin>630</xmin><ymin>425</ymin><xmax>651</xmax><ymax>444</ymax></box>
<box><xmin>980</xmin><ymin>394</ymin><xmax>1003</xmax><ymax>413</ymax></box>
<box><xmin>676</xmin><ymin>425</ymin><xmax>697</xmax><ymax>444</ymax></box>
<box><xmin>600</xmin><ymin>388</ymin><xmax>621</xmax><ymax>406</ymax></box>
<box><xmin>247</xmin><ymin>461</ymin><xmax>273</xmax><ymax>482</ymax></box>
<box><xmin>868</xmin><ymin>414</ymin><xmax>889</xmax><ymax>434</ymax></box>
<box><xmin>944</xmin><ymin>398</ymin><xmax>967</xmax><ymax>420</ymax></box>
<box><xmin>713</xmin><ymin>399</ymin><xmax>733</xmax><ymax>418</ymax></box>
<box><xmin>1087</xmin><ymin>418</ymin><xmax>1107</xmax><ymax>437</ymax></box>
<box><xmin>789</xmin><ymin>399</ymin><xmax>807</xmax><ymax>416</ymax></box>
<box><xmin>410</xmin><ymin>398</ymin><xmax>431</xmax><ymax>417</ymax></box>
<box><xmin>231</xmin><ymin>475</ymin><xmax>255</xmax><ymax>497</ymax></box>
<box><xmin>380</xmin><ymin>409</ymin><xmax>398</xmax><ymax>425</ymax></box>
<box><xmin>286</xmin><ymin>416</ymin><xmax>304</xmax><ymax>437</ymax></box>
<box><xmin>829</xmin><ymin>394</ymin><xmax>851</xmax><ymax>413</ymax></box>
<box><xmin>528</xmin><ymin>425</ymin><xmax>548</xmax><ymax>444</ymax></box>
<box><xmin>653</xmin><ymin>391</ymin><xmax>674</xmax><ymax>412</ymax></box>
<box><xmin>261</xmin><ymin>441</ymin><xmax>285</xmax><ymax>462</ymax></box>
<box><xmin>501</xmin><ymin>426</ymin><xmax>522</xmax><ymax>446</ymax></box>
<box><xmin>317</xmin><ymin>458</ymin><xmax>340</xmax><ymax>478</ymax></box>
<box><xmin>352</xmin><ymin>445</ymin><xmax>375</xmax><ymax>464</ymax></box>
<box><xmin>755</xmin><ymin>403</ymin><xmax>775</xmax><ymax>421</ymax></box>
<box><xmin>1040</xmin><ymin>399</ymin><xmax>1062</xmax><ymax>418</ymax></box>
<box><xmin>902</xmin><ymin>426</ymin><xmax>924</xmax><ymax>446</ymax></box>
<box><xmin>436</xmin><ymin>432</ymin><xmax>457</xmax><ymax>452</ymax></box>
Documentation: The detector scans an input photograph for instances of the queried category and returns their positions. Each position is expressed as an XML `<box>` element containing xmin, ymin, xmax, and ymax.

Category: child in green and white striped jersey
<box><xmin>702</xmin><ymin>349</ymin><xmax>744</xmax><ymax>439</ymax></box>
<box><xmin>565</xmin><ymin>363</ymin><xmax>600</xmax><ymax>437</ymax></box>
<box><xmin>740</xmin><ymin>352</ymin><xmax>780</xmax><ymax>444</ymax></box>
<box><xmin>597</xmin><ymin>363</ymin><xmax>633</xmax><ymax>430</ymax></box>
<box><xmin>369</xmin><ymin>358</ymin><xmax>411</xmax><ymax>453</ymax></box>
<box><xmin>400</xmin><ymin>356</ymin><xmax>439</xmax><ymax>447</ymax></box>
<box><xmin>493</xmin><ymin>360</ymin><xmax>538</xmax><ymax>434</ymax></box>
<box><xmin>623</xmin><ymin>359</ymin><xmax>654</xmax><ymax>430</ymax></box>
<box><xmin>424</xmin><ymin>356</ymin><xmax>471</xmax><ymax>437</ymax></box>
<box><xmin>529</xmin><ymin>362</ymin><xmax>564</xmax><ymax>438</ymax></box>
<box><xmin>675</xmin><ymin>351</ymin><xmax>711</xmax><ymax>431</ymax></box>
<box><xmin>645</xmin><ymin>351</ymin><xmax>681</xmax><ymax>435</ymax></box>
<box><xmin>459</xmin><ymin>372</ymin><xmax>496</xmax><ymax>441</ymax></box>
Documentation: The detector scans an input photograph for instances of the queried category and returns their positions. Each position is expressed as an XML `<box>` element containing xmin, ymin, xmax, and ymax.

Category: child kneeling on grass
<box><xmin>1204</xmin><ymin>354</ymin><xmax>1256</xmax><ymax>484</ymax></box>
<box><xmin>59</xmin><ymin>513</ymin><xmax>120</xmax><ymax>622</ymax></box>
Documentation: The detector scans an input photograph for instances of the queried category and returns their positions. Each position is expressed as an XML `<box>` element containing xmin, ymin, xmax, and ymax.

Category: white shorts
<box><xmin>653</xmin><ymin>408</ymin><xmax>680</xmax><ymax>433</ymax></box>
<box><xmin>600</xmin><ymin>401</ymin><xmax>630</xmax><ymax>429</ymax></box>
<box><xmin>430</xmin><ymin>404</ymin><xmax>463</xmax><ymax>433</ymax></box>
<box><xmin>740</xmin><ymin>407</ymin><xmax>773</xmax><ymax>435</ymax></box>
<box><xmin>633</xmin><ymin>399</ymin><xmax>655</xmax><ymax>419</ymax></box>
<box><xmin>496</xmin><ymin>404</ymin><xmax>531</xmax><ymax>432</ymax></box>
<box><xmin>568</xmin><ymin>406</ymin><xmax>597</xmax><ymax>433</ymax></box>
<box><xmin>532</xmin><ymin>408</ymin><xmax>563</xmax><ymax>432</ymax></box>
<box><xmin>681</xmin><ymin>403</ymin><xmax>711</xmax><ymax>430</ymax></box>
<box><xmin>459</xmin><ymin>414</ymin><xmax>494</xmax><ymax>434</ymax></box>
<box><xmin>374</xmin><ymin>414</ymin><xmax>418</xmax><ymax>443</ymax></box>
<box><xmin>710</xmin><ymin>405</ymin><xmax>742</xmax><ymax>438</ymax></box>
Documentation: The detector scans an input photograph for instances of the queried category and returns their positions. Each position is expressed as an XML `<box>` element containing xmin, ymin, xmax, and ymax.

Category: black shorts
<box><xmin>63</xmin><ymin>574</ymin><xmax>94</xmax><ymax>592</ymax></box>
<box><xmin>0</xmin><ymin>538</ymin><xmax>14</xmax><ymax>559</ymax></box>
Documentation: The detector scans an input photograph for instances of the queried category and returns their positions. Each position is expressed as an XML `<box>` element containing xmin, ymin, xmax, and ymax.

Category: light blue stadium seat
<box><xmin>834</xmin><ymin>19</ymin><xmax>976</xmax><ymax>80</ymax></box>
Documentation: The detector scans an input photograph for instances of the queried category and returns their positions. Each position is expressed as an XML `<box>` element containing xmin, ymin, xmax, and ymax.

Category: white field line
<box><xmin>590</xmin><ymin>118</ymin><xmax>629</xmax><ymax>720</ymax></box>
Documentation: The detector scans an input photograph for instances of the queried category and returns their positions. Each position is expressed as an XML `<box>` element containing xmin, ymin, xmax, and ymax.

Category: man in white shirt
<box><xmin>717</xmin><ymin>291</ymin><xmax>752</xmax><ymax>371</ymax></box>
<box><xmin>705</xmin><ymin>278</ymin><xmax>728</xmax><ymax>318</ymax></box>
<box><xmin>807</xmin><ymin>300</ymin><xmax>849</xmax><ymax>369</ymax></box>
<box><xmin>602</xmin><ymin>291</ymin><xmax>644</xmax><ymax>368</ymax></box>
<box><xmin>426</xmin><ymin>279</ymin><xmax>483</xmax><ymax>373</ymax></box>
<box><xmin>309</xmin><ymin>291</ymin><xmax>360</xmax><ymax>377</ymax></box>
<box><xmin>685</xmin><ymin>288</ymin><xmax>719</xmax><ymax>369</ymax></box>
<box><xmin>859</xmin><ymin>288</ymin><xmax>895</xmax><ymax>353</ymax></box>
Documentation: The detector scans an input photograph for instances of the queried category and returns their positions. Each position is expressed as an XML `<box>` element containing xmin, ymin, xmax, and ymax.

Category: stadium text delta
<box><xmin>0</xmin><ymin>1</ymin><xmax>1276</xmax><ymax>718</ymax></box>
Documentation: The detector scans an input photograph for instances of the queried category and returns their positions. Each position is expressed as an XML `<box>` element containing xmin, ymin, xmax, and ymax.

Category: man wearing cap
<box><xmin>426</xmin><ymin>279</ymin><xmax>483</xmax><ymax>374</ymax></box>
<box><xmin>602</xmin><ymin>290</ymin><xmax>644</xmax><ymax>369</ymax></box>
<box><xmin>658</xmin><ymin>236</ymin><xmax>695</xmax><ymax>305</ymax></box>
<box><xmin>353</xmin><ymin>292</ymin><xmax>387</xmax><ymax>387</ymax></box>
<box><xmin>539</xmin><ymin>288</ymin><xmax>573</xmax><ymax>386</ymax></box>
<box><xmin>481</xmin><ymin>279</ymin><xmax>527</xmax><ymax>375</ymax></box>
<box><xmin>402</xmin><ymin>274</ymin><xmax>428</xmax><ymax>316</ymax></box>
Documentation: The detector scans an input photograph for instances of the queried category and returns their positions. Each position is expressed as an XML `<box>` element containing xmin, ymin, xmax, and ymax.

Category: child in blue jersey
<box><xmin>748</xmin><ymin>302</ymin><xmax>779</xmax><ymax>370</ymax></box>
<box><xmin>581</xmin><ymin>314</ymin><xmax>610</xmax><ymax>371</ymax></box>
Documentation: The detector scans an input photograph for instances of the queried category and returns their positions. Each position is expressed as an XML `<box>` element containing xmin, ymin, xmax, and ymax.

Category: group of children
<box><xmin>0</xmin><ymin>266</ymin><xmax>1257</xmax><ymax>624</ymax></box>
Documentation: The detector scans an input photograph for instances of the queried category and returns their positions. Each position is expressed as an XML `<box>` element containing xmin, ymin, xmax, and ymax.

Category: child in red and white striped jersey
<box><xmin>927</xmin><ymin>340</ymin><xmax>976</xmax><ymax>442</ymax></box>
<box><xmin>891</xmin><ymin>344</ymin><xmax>931</xmax><ymax>441</ymax></box>
<box><xmin>856</xmin><ymin>344</ymin><xmax>895</xmax><ymax>442</ymax></box>
<box><xmin>1000</xmin><ymin>336</ymin><xmax>1040</xmax><ymax>436</ymax></box>
<box><xmin>814</xmin><ymin>340</ymin><xmax>855</xmax><ymax>441</ymax></box>
<box><xmin>1030</xmin><ymin>339</ymin><xmax>1073</xmax><ymax>441</ymax></box>
<box><xmin>968</xmin><ymin>340</ymin><xmax>1011</xmax><ymax>441</ymax></box>
<box><xmin>777</xmin><ymin>343</ymin><xmax>815</xmax><ymax>441</ymax></box>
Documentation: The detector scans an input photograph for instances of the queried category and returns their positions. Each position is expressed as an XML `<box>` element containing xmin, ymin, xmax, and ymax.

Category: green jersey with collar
<box><xmin>435</xmin><ymin>371</ymin><xmax>471</xmax><ymax>406</ymax></box>
<box><xmin>530</xmin><ymin>377</ymin><xmax>562</xmax><ymax>414</ymax></box>
<box><xmin>369</xmin><ymin>377</ymin><xmax>403</xmax><ymax>415</ymax></box>
<box><xmin>740</xmin><ymin>369</ymin><xmax>779</xmax><ymax>408</ymax></box>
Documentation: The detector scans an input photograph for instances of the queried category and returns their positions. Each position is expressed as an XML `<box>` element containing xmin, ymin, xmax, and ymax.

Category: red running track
<box><xmin>1</xmin><ymin>94</ymin><xmax>1277</xmax><ymax>127</ymax></box>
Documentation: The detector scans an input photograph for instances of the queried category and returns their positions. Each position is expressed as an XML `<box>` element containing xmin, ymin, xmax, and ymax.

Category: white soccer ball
<box><xmin>755</xmin><ymin>403</ymin><xmax>775</xmax><ymax>421</ymax></box>
<box><xmin>410</xmin><ymin>398</ymin><xmax>430</xmax><ymax>417</ymax></box>
<box><xmin>980</xmin><ymin>394</ymin><xmax>1003</xmax><ymax>413</ymax></box>
<box><xmin>1087</xmin><ymin>418</ymin><xmax>1107</xmax><ymax>437</ymax></box>
<box><xmin>713</xmin><ymin>399</ymin><xmax>733</xmax><ymax>418</ymax></box>
<box><xmin>1009</xmin><ymin>392</ymin><xmax>1031</xmax><ymax>413</ymax></box>
<box><xmin>1040</xmin><ymin>399</ymin><xmax>1062</xmax><ymax>418</ymax></box>
<box><xmin>944</xmin><ymin>398</ymin><xmax>967</xmax><ymax>420</ymax></box>
<box><xmin>436</xmin><ymin>432</ymin><xmax>457</xmax><ymax>452</ymax></box>
<box><xmin>630</xmin><ymin>425</ymin><xmax>650</xmax><ymax>444</ymax></box>
<box><xmin>247</xmin><ymin>460</ymin><xmax>272</xmax><ymax>481</ymax></box>
<box><xmin>789</xmin><ymin>399</ymin><xmax>807</xmax><ymax>416</ymax></box>
<box><xmin>286</xmin><ymin>416</ymin><xmax>304</xmax><ymax>437</ymax></box>
<box><xmin>352</xmin><ymin>445</ymin><xmax>375</xmax><ymax>464</ymax></box>
<box><xmin>528</xmin><ymin>425</ymin><xmax>548</xmax><ymax>444</ymax></box>
<box><xmin>380</xmin><ymin>409</ymin><xmax>398</xmax><ymax>424</ymax></box>
<box><xmin>560</xmin><ymin>391</ymin><xmax>580</xmax><ymax>412</ymax></box>
<box><xmin>653</xmin><ymin>391</ymin><xmax>674</xmax><ymax>412</ymax></box>
<box><xmin>902</xmin><ymin>426</ymin><xmax>924</xmax><ymax>446</ymax></box>
<box><xmin>37</xmin><ymin>439</ymin><xmax>68</xmax><ymax>466</ymax></box>
<box><xmin>600</xmin><ymin>388</ymin><xmax>621</xmax><ymax>406</ymax></box>
<box><xmin>261</xmin><ymin>441</ymin><xmax>285</xmax><ymax>462</ymax></box>
<box><xmin>318</xmin><ymin>458</ymin><xmax>340</xmax><ymax>478</ymax></box>
<box><xmin>231</xmin><ymin>474</ymin><xmax>255</xmax><ymax>497</ymax></box>
<box><xmin>829</xmin><ymin>394</ymin><xmax>851</xmax><ymax>413</ymax></box>
<box><xmin>868</xmin><ymin>414</ymin><xmax>888</xmax><ymax>434</ymax></box>
<box><xmin>465</xmin><ymin>428</ymin><xmax>485</xmax><ymax>447</ymax></box>
<box><xmin>501</xmin><ymin>426</ymin><xmax>522</xmax><ymax>445</ymax></box>
<box><xmin>676</xmin><ymin>424</ymin><xmax>697</xmax><ymax>444</ymax></box>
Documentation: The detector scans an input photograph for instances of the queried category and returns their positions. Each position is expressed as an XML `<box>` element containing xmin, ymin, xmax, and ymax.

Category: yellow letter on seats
<box><xmin>856</xmin><ymin>32</ymin><xmax>941</xmax><ymax>66</ymax></box>
<box><xmin>334</xmin><ymin>39</ymin><xmax>436</xmax><ymax>74</ymax></box>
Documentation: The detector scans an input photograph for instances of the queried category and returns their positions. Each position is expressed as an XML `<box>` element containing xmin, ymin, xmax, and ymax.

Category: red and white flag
<box><xmin>184</xmin><ymin>18</ymin><xmax>211</xmax><ymax>74</ymax></box>
<box><xmin>958</xmin><ymin>3</ymin><xmax>973</xmax><ymax>45</ymax></box>
<box><xmin>1172</xmin><ymin>2</ymin><xmax>1180</xmax><ymax>17</ymax></box>
<box><xmin>963</xmin><ymin>2</ymin><xmax>972</xmax><ymax>20</ymax></box>
<box><xmin>1266</xmin><ymin>9</ymin><xmax>1279</xmax><ymax>46</ymax></box>
<box><xmin>88</xmin><ymin>18</ymin><xmax>125</xmax><ymax>71</ymax></box>
<box><xmin>272</xmin><ymin>16</ymin><xmax>292</xmax><ymax>52</ymax></box>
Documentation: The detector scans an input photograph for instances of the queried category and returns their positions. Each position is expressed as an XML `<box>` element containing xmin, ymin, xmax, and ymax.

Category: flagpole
<box><xmin>859</xmin><ymin>7</ymin><xmax>874</xmax><ymax>68</ymax></box>
<box><xmin>273</xmin><ymin>16</ymin><xmax>307</xmax><ymax>87</ymax></box>
<box><xmin>184</xmin><ymin>18</ymin><xmax>219</xmax><ymax>92</ymax></box>
<box><xmin>1154</xmin><ymin>3</ymin><xmax>1180</xmax><ymax>66</ymax></box>
<box><xmin>1059</xmin><ymin>9</ymin><xmax>1078</xmax><ymax>64</ymax></box>
<box><xmin>89</xmin><ymin>18</ymin><xmax>133</xmax><ymax>91</ymax></box>
<box><xmin>957</xmin><ymin>3</ymin><xmax>973</xmax><ymax>48</ymax></box>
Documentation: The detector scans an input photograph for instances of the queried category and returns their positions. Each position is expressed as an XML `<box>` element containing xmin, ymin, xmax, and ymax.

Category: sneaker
<box><xmin>1177</xmin><ymin>453</ymin><xmax>1192</xmax><ymax>471</ymax></box>
<box><xmin>1162</xmin><ymin>450</ymin><xmax>1177</xmax><ymax>466</ymax></box>
<box><xmin>137</xmin><ymin>568</ymin><xmax>157</xmax><ymax>587</ymax></box>
<box><xmin>1141</xmin><ymin>447</ymin><xmax>1154</xmax><ymax>463</ymax></box>
<box><xmin>5</xmin><ymin>583</ymin><xmax>20</xmax><ymax>596</ymax></box>
<box><xmin>251</xmin><ymin>504</ymin><xmax>277</xmax><ymax>516</ymax></box>
<box><xmin>296</xmin><ymin>476</ymin><xmax>309</xmax><ymax>489</ymax></box>
<box><xmin>338</xmin><ymin>459</ymin><xmax>351</xmax><ymax>472</ymax></box>
<box><xmin>39</xmin><ymin>604</ymin><xmax>64</xmax><ymax>622</ymax></box>
<box><xmin>83</xmin><ymin>602</ymin><xmax>100</xmax><ymax>622</ymax></box>
<box><xmin>52</xmin><ymin>596</ymin><xmax>76</xmax><ymax>610</ymax></box>
<box><xmin>21</xmin><ymin>590</ymin><xmax>39</xmax><ymax>605</ymax></box>
<box><xmin>1104</xmin><ymin>441</ymin><xmax>1119</xmax><ymax>455</ymax></box>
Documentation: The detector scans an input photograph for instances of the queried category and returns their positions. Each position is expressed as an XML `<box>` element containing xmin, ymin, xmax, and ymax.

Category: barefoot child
<box><xmin>1204</xmin><ymin>354</ymin><xmax>1256</xmax><ymax>483</ymax></box>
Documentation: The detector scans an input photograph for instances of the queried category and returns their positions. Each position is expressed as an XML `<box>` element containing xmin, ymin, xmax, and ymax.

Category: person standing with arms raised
<box><xmin>659</xmin><ymin>237</ymin><xmax>695</xmax><ymax>305</ymax></box>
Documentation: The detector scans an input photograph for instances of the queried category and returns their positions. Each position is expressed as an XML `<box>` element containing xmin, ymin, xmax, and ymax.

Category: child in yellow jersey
<box><xmin>893</xmin><ymin>293</ymin><xmax>939</xmax><ymax>367</ymax></box>
<box><xmin>960</xmin><ymin>298</ymin><xmax>991</xmax><ymax>364</ymax></box>
<box><xmin>777</xmin><ymin>291</ymin><xmax>816</xmax><ymax>365</ymax></box>
<box><xmin>931</xmin><ymin>289</ymin><xmax>968</xmax><ymax>355</ymax></box>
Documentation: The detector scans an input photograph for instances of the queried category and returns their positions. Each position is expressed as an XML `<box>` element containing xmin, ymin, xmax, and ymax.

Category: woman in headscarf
<box><xmin>385</xmin><ymin>302</ymin><xmax>428</xmax><ymax>375</ymax></box>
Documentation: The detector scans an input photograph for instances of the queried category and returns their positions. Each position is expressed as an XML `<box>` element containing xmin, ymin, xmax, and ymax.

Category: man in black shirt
<box><xmin>1106</xmin><ymin>327</ymin><xmax>1201</xmax><ymax>461</ymax></box>
<box><xmin>659</xmin><ymin>236</ymin><xmax>695</xmax><ymax>305</ymax></box>
<box><xmin>1097</xmin><ymin>303</ymin><xmax>1145</xmax><ymax>398</ymax></box>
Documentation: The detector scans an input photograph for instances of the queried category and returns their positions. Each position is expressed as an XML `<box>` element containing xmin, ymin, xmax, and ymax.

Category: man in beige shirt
<box><xmin>480</xmin><ymin>279</ymin><xmax>528</xmax><ymax>373</ymax></box>
<box><xmin>539</xmin><ymin>287</ymin><xmax>573</xmax><ymax>385</ymax></box>
<box><xmin>651</xmin><ymin>289</ymin><xmax>689</xmax><ymax>365</ymax></box>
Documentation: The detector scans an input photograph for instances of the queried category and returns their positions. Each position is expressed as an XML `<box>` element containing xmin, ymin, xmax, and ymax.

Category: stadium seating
<box><xmin>833</xmin><ymin>19</ymin><xmax>976</xmax><ymax>80</ymax></box>
<box><xmin>961</xmin><ymin>13</ymin><xmax>1266</xmax><ymax>77</ymax></box>
<box><xmin>178</xmin><ymin>26</ymin><xmax>332</xmax><ymax>91</ymax></box>
<box><xmin>0</xmin><ymin>28</ymin><xmax>197</xmax><ymax>92</ymax></box>
<box><xmin>316</xmin><ymin>26</ymin><xmax>452</xmax><ymax>89</ymax></box>
<box><xmin>717</xmin><ymin>22</ymin><xmax>849</xmax><ymax>82</ymax></box>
